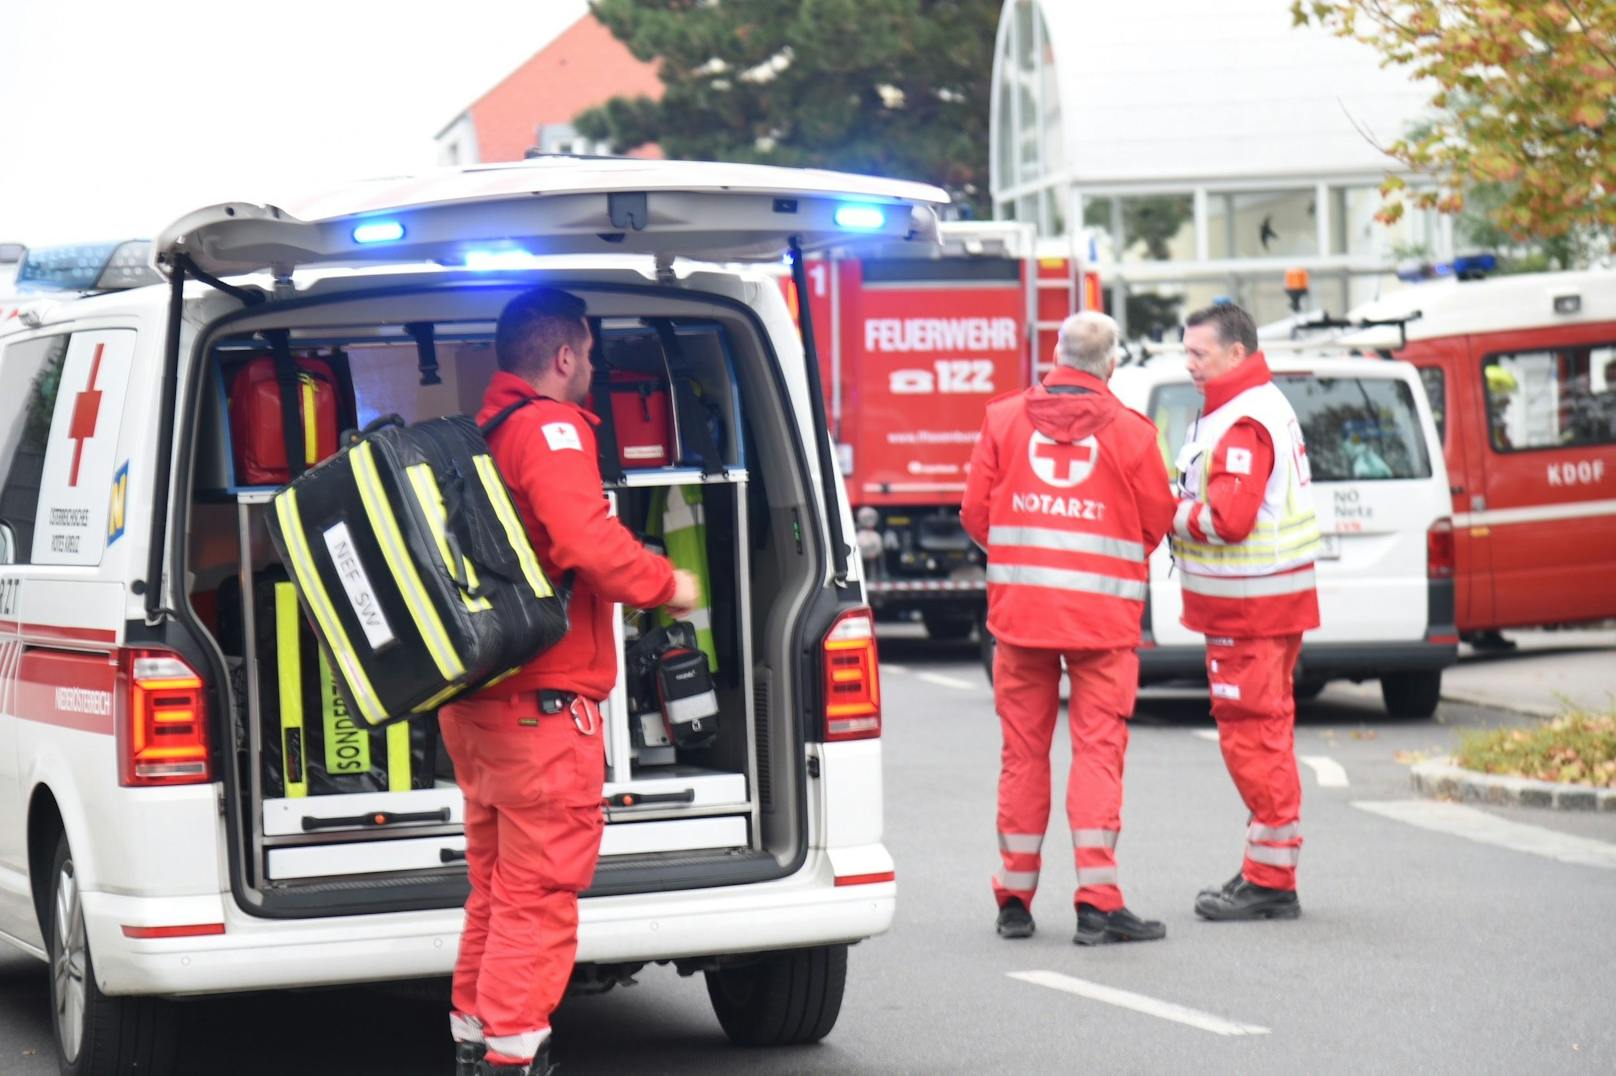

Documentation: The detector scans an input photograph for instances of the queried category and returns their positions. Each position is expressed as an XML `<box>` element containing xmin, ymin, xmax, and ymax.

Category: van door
<box><xmin>1470</xmin><ymin>327</ymin><xmax>1616</xmax><ymax>628</ymax></box>
<box><xmin>1405</xmin><ymin>337</ymin><xmax>1494</xmax><ymax>627</ymax></box>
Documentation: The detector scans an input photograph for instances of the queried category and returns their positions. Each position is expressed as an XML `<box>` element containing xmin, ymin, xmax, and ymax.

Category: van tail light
<box><xmin>822</xmin><ymin>607</ymin><xmax>881</xmax><ymax>741</ymax></box>
<box><xmin>1426</xmin><ymin>518</ymin><xmax>1455</xmax><ymax>580</ymax></box>
<box><xmin>118</xmin><ymin>651</ymin><xmax>211</xmax><ymax>787</ymax></box>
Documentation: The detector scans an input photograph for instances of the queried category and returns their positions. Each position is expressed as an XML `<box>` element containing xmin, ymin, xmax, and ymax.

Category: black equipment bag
<box><xmin>265</xmin><ymin>401</ymin><xmax>569</xmax><ymax>729</ymax></box>
<box><xmin>627</xmin><ymin>622</ymin><xmax>719</xmax><ymax>750</ymax></box>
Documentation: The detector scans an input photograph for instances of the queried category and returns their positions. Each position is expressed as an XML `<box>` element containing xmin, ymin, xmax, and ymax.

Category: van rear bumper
<box><xmin>1139</xmin><ymin>639</ymin><xmax>1458</xmax><ymax>683</ymax></box>
<box><xmin>81</xmin><ymin>849</ymin><xmax>893</xmax><ymax>997</ymax></box>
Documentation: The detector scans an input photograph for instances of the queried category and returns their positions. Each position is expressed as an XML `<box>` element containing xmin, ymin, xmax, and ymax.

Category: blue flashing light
<box><xmin>1452</xmin><ymin>252</ymin><xmax>1497</xmax><ymax>279</ymax></box>
<box><xmin>833</xmin><ymin>205</ymin><xmax>886</xmax><ymax>231</ymax></box>
<box><xmin>352</xmin><ymin>220</ymin><xmax>405</xmax><ymax>244</ymax></box>
<box><xmin>464</xmin><ymin>248</ymin><xmax>545</xmax><ymax>271</ymax></box>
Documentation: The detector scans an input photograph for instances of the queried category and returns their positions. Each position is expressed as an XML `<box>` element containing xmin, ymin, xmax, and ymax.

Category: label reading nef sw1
<box><xmin>322</xmin><ymin>522</ymin><xmax>397</xmax><ymax>650</ymax></box>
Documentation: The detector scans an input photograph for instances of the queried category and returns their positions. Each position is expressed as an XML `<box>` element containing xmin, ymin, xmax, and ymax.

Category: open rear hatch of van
<box><xmin>156</xmin><ymin>159</ymin><xmax>945</xmax><ymax>918</ymax></box>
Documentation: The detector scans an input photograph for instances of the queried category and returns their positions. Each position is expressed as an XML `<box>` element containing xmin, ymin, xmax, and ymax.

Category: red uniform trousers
<box><xmin>1205</xmin><ymin>635</ymin><xmax>1304</xmax><ymax>891</ymax></box>
<box><xmin>439</xmin><ymin>690</ymin><xmax>606</xmax><ymax>1064</ymax></box>
<box><xmin>992</xmin><ymin>641</ymin><xmax>1138</xmax><ymax>913</ymax></box>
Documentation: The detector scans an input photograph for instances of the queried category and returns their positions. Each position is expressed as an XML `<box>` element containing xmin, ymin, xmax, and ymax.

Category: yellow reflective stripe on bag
<box><xmin>471</xmin><ymin>454</ymin><xmax>552</xmax><ymax>599</ymax></box>
<box><xmin>275</xmin><ymin>583</ymin><xmax>308</xmax><ymax>799</ymax></box>
<box><xmin>273</xmin><ymin>489</ymin><xmax>388</xmax><ymax>726</ymax></box>
<box><xmin>386</xmin><ymin>721</ymin><xmax>412</xmax><ymax>792</ymax></box>
<box><xmin>351</xmin><ymin>441</ymin><xmax>465</xmax><ymax>684</ymax></box>
<box><xmin>405</xmin><ymin>463</ymin><xmax>492</xmax><ymax>612</ymax></box>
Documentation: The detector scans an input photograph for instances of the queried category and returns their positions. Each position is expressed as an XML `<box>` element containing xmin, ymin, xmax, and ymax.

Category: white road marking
<box><xmin>916</xmin><ymin>671</ymin><xmax>977</xmax><ymax>691</ymax></box>
<box><xmin>1353</xmin><ymin>800</ymin><xmax>1616</xmax><ymax>870</ymax></box>
<box><xmin>881</xmin><ymin>663</ymin><xmax>910</xmax><ymax>674</ymax></box>
<box><xmin>1191</xmin><ymin>729</ymin><xmax>1220</xmax><ymax>742</ymax></box>
<box><xmin>1300</xmin><ymin>755</ymin><xmax>1350</xmax><ymax>788</ymax></box>
<box><xmin>1008</xmin><ymin>970</ymin><xmax>1271</xmax><ymax>1037</ymax></box>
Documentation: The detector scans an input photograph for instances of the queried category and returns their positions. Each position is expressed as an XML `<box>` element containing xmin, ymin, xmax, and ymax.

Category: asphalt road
<box><xmin>3</xmin><ymin>629</ymin><xmax>1614</xmax><ymax>1074</ymax></box>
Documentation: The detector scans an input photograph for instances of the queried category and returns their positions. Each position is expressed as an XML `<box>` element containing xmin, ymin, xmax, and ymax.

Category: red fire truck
<box><xmin>781</xmin><ymin>223</ymin><xmax>1101</xmax><ymax>640</ymax></box>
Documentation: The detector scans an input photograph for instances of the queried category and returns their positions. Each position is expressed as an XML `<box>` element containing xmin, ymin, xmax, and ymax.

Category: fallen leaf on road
<box><xmin>1351</xmin><ymin>729</ymin><xmax>1379</xmax><ymax>741</ymax></box>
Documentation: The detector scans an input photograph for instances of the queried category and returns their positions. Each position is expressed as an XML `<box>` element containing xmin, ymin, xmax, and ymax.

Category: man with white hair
<box><xmin>962</xmin><ymin>310</ymin><xmax>1176</xmax><ymax>945</ymax></box>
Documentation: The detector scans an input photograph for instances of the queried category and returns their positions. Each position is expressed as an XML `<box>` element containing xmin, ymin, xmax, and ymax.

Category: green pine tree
<box><xmin>575</xmin><ymin>0</ymin><xmax>1000</xmax><ymax>217</ymax></box>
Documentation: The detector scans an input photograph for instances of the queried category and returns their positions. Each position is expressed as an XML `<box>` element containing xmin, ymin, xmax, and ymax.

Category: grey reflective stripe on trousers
<box><xmin>665</xmin><ymin>690</ymin><xmax>718</xmax><ymax>725</ymax></box>
<box><xmin>1246</xmin><ymin>843</ymin><xmax>1301</xmax><ymax>868</ymax></box>
<box><xmin>1249</xmin><ymin>822</ymin><xmax>1300</xmax><ymax>843</ymax></box>
<box><xmin>996</xmin><ymin>868</ymin><xmax>1039</xmax><ymax>890</ymax></box>
<box><xmin>999</xmin><ymin>832</ymin><xmax>1045</xmax><ymax>855</ymax></box>
<box><xmin>987</xmin><ymin>526</ymin><xmax>1145</xmax><ymax>563</ymax></box>
<box><xmin>1180</xmin><ymin>568</ymin><xmax>1317</xmax><ymax>598</ymax></box>
<box><xmin>1072</xmin><ymin>828</ymin><xmax>1119</xmax><ymax>850</ymax></box>
<box><xmin>1076</xmin><ymin>866</ymin><xmax>1119</xmax><ymax>887</ymax></box>
<box><xmin>986</xmin><ymin>563</ymin><xmax>1148</xmax><ymax>601</ymax></box>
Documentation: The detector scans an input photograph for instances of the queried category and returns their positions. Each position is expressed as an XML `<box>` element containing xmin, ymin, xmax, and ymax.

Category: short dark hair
<box><xmin>1184</xmin><ymin>303</ymin><xmax>1258</xmax><ymax>352</ymax></box>
<box><xmin>495</xmin><ymin>286</ymin><xmax>590</xmax><ymax>376</ymax></box>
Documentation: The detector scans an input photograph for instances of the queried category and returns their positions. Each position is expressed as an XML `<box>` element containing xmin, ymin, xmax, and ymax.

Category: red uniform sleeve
<box><xmin>1172</xmin><ymin>419</ymin><xmax>1274</xmax><ymax>545</ymax></box>
<box><xmin>509</xmin><ymin>413</ymin><xmax>676</xmax><ymax>609</ymax></box>
<box><xmin>960</xmin><ymin>414</ymin><xmax>1000</xmax><ymax>548</ymax></box>
<box><xmin>1132</xmin><ymin>432</ymin><xmax>1176</xmax><ymax>554</ymax></box>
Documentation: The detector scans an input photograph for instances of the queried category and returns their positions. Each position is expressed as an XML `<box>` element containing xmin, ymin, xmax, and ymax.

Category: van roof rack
<box><xmin>1288</xmin><ymin>311</ymin><xmax>1424</xmax><ymax>351</ymax></box>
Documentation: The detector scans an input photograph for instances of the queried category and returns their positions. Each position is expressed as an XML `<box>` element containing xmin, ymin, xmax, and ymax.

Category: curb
<box><xmin>1438</xmin><ymin>690</ymin><xmax>1558</xmax><ymax>719</ymax></box>
<box><xmin>1410</xmin><ymin>758</ymin><xmax>1616</xmax><ymax>811</ymax></box>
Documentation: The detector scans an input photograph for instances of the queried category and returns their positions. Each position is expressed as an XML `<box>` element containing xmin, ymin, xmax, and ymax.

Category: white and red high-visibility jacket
<box><xmin>962</xmin><ymin>366</ymin><xmax>1176</xmax><ymax>650</ymax></box>
<box><xmin>1170</xmin><ymin>353</ymin><xmax>1321</xmax><ymax>638</ymax></box>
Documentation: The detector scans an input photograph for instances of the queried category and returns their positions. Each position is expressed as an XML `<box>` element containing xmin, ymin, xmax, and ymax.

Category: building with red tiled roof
<box><xmin>436</xmin><ymin>12</ymin><xmax>663</xmax><ymax>164</ymax></box>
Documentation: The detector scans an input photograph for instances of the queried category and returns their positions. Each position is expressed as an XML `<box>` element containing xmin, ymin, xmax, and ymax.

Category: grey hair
<box><xmin>1054</xmin><ymin>311</ymin><xmax>1121</xmax><ymax>376</ymax></box>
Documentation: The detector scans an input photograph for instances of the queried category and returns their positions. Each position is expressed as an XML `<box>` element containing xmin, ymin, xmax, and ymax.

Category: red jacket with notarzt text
<box><xmin>962</xmin><ymin>366</ymin><xmax>1176</xmax><ymax>650</ymax></box>
<box><xmin>476</xmin><ymin>372</ymin><xmax>676</xmax><ymax>701</ymax></box>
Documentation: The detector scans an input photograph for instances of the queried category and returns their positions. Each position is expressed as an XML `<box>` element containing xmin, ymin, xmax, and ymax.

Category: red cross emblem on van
<box><xmin>67</xmin><ymin>343</ymin><xmax>106</xmax><ymax>487</ymax></box>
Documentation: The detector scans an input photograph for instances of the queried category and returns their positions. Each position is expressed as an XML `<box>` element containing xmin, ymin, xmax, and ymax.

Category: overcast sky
<box><xmin>0</xmin><ymin>0</ymin><xmax>589</xmax><ymax>244</ymax></box>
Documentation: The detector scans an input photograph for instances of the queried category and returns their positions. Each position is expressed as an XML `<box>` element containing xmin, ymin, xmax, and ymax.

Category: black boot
<box><xmin>1196</xmin><ymin>869</ymin><xmax>1244</xmax><ymax>900</ymax></box>
<box><xmin>1073</xmin><ymin>903</ymin><xmax>1166</xmax><ymax>945</ymax></box>
<box><xmin>475</xmin><ymin>1042</ymin><xmax>555</xmax><ymax>1076</ymax></box>
<box><xmin>454</xmin><ymin>1041</ymin><xmax>486</xmax><ymax>1076</ymax></box>
<box><xmin>1194</xmin><ymin>878</ymin><xmax>1301</xmax><ymax>921</ymax></box>
<box><xmin>996</xmin><ymin>897</ymin><xmax>1035</xmax><ymax>939</ymax></box>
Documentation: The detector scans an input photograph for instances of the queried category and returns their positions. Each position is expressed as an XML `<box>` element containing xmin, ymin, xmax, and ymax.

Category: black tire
<box><xmin>46</xmin><ymin>833</ymin><xmax>178</xmax><ymax>1075</ymax></box>
<box><xmin>1293</xmin><ymin>677</ymin><xmax>1327</xmax><ymax>700</ymax></box>
<box><xmin>705</xmin><ymin>945</ymin><xmax>848</xmax><ymax>1046</ymax></box>
<box><xmin>1381</xmin><ymin>670</ymin><xmax>1442</xmax><ymax>718</ymax></box>
<box><xmin>921</xmin><ymin>612</ymin><xmax>974</xmax><ymax>642</ymax></box>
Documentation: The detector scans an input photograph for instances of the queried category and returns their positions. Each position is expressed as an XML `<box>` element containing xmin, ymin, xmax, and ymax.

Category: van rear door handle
<box><xmin>1449</xmin><ymin>485</ymin><xmax>1464</xmax><ymax>495</ymax></box>
<box><xmin>1470</xmin><ymin>494</ymin><xmax>1486</xmax><ymax>511</ymax></box>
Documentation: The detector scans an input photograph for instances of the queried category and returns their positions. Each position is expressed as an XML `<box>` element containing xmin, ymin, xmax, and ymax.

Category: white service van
<box><xmin>1106</xmin><ymin>349</ymin><xmax>1458</xmax><ymax>716</ymax></box>
<box><xmin>0</xmin><ymin>158</ymin><xmax>934</xmax><ymax>1074</ymax></box>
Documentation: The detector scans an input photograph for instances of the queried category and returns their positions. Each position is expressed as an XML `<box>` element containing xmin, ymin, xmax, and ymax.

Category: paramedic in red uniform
<box><xmin>1171</xmin><ymin>303</ymin><xmax>1321</xmax><ymax>922</ymax></box>
<box><xmin>441</xmin><ymin>287</ymin><xmax>698</xmax><ymax>1076</ymax></box>
<box><xmin>962</xmin><ymin>311</ymin><xmax>1176</xmax><ymax>945</ymax></box>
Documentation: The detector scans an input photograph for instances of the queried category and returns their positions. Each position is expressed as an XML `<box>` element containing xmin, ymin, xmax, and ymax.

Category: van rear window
<box><xmin>1149</xmin><ymin>375</ymin><xmax>1433</xmax><ymax>482</ymax></box>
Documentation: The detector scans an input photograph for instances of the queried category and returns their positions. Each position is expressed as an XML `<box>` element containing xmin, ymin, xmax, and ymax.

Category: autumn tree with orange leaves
<box><xmin>1293</xmin><ymin>0</ymin><xmax>1615</xmax><ymax>262</ymax></box>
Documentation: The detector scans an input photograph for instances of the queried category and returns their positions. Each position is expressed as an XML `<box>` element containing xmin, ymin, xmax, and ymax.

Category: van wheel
<box><xmin>705</xmin><ymin>945</ymin><xmax>848</xmax><ymax>1046</ymax></box>
<box><xmin>1381</xmin><ymin>671</ymin><xmax>1442</xmax><ymax>718</ymax></box>
<box><xmin>922</xmin><ymin>612</ymin><xmax>974</xmax><ymax>641</ymax></box>
<box><xmin>46</xmin><ymin>834</ymin><xmax>178</xmax><ymax>1075</ymax></box>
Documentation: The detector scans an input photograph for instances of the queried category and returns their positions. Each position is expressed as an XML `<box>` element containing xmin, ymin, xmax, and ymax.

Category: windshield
<box><xmin>1148</xmin><ymin>374</ymin><xmax>1432</xmax><ymax>482</ymax></box>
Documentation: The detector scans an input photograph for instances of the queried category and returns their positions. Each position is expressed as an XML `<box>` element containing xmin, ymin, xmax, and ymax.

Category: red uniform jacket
<box><xmin>476</xmin><ymin>372</ymin><xmax>676</xmax><ymax>700</ymax></box>
<box><xmin>962</xmin><ymin>366</ymin><xmax>1176</xmax><ymax>650</ymax></box>
<box><xmin>1174</xmin><ymin>353</ymin><xmax>1321</xmax><ymax>638</ymax></box>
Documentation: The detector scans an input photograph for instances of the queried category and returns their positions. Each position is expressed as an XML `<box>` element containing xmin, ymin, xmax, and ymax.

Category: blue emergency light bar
<box><xmin>1396</xmin><ymin>252</ymin><xmax>1498</xmax><ymax>283</ymax></box>
<box><xmin>13</xmin><ymin>240</ymin><xmax>161</xmax><ymax>292</ymax></box>
<box><xmin>834</xmin><ymin>205</ymin><xmax>886</xmax><ymax>231</ymax></box>
<box><xmin>352</xmin><ymin>220</ymin><xmax>405</xmax><ymax>244</ymax></box>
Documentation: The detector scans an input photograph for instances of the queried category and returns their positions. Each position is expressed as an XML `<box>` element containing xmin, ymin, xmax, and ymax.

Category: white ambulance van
<box><xmin>1110</xmin><ymin>348</ymin><xmax>1457</xmax><ymax>716</ymax></box>
<box><xmin>0</xmin><ymin>158</ymin><xmax>934</xmax><ymax>1073</ymax></box>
